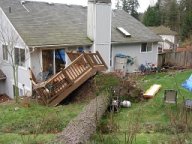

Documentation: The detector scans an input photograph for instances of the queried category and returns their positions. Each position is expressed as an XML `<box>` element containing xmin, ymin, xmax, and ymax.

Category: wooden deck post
<box><xmin>83</xmin><ymin>53</ymin><xmax>94</xmax><ymax>68</ymax></box>
<box><xmin>62</xmin><ymin>69</ymin><xmax>74</xmax><ymax>85</ymax></box>
<box><xmin>96</xmin><ymin>51</ymin><xmax>108</xmax><ymax>69</ymax></box>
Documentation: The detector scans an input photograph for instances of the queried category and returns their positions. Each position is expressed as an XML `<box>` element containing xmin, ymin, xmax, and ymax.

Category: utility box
<box><xmin>114</xmin><ymin>55</ymin><xmax>127</xmax><ymax>77</ymax></box>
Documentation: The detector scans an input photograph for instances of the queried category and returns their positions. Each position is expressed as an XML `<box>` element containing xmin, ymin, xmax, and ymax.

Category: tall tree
<box><xmin>120</xmin><ymin>0</ymin><xmax>140</xmax><ymax>19</ymax></box>
<box><xmin>162</xmin><ymin>0</ymin><xmax>179</xmax><ymax>31</ymax></box>
<box><xmin>143</xmin><ymin>3</ymin><xmax>161</xmax><ymax>26</ymax></box>
<box><xmin>180</xmin><ymin>0</ymin><xmax>192</xmax><ymax>39</ymax></box>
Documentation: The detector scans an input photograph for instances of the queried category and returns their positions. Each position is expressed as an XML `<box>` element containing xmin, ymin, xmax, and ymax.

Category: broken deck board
<box><xmin>143</xmin><ymin>84</ymin><xmax>162</xmax><ymax>98</ymax></box>
<box><xmin>29</xmin><ymin>51</ymin><xmax>107</xmax><ymax>106</ymax></box>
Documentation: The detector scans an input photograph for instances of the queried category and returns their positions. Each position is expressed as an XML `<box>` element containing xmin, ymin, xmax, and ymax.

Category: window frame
<box><xmin>141</xmin><ymin>43</ymin><xmax>153</xmax><ymax>53</ymax></box>
<box><xmin>2</xmin><ymin>44</ymin><xmax>8</xmax><ymax>61</ymax></box>
<box><xmin>14</xmin><ymin>47</ymin><xmax>26</xmax><ymax>67</ymax></box>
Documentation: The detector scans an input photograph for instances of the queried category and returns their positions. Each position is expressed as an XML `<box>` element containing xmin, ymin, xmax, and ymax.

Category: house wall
<box><xmin>30</xmin><ymin>49</ymin><xmax>42</xmax><ymax>77</ymax></box>
<box><xmin>112</xmin><ymin>43</ymin><xmax>159</xmax><ymax>73</ymax></box>
<box><xmin>160</xmin><ymin>35</ymin><xmax>175</xmax><ymax>49</ymax></box>
<box><xmin>0</xmin><ymin>8</ymin><xmax>31</xmax><ymax>97</ymax></box>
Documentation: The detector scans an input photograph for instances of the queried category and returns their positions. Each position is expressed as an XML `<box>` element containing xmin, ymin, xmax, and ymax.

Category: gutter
<box><xmin>111</xmin><ymin>40</ymin><xmax>161</xmax><ymax>45</ymax></box>
<box><xmin>29</xmin><ymin>43</ymin><xmax>93</xmax><ymax>49</ymax></box>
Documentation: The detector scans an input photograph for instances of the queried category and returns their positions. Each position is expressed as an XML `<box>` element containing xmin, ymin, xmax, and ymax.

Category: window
<box><xmin>158</xmin><ymin>46</ymin><xmax>163</xmax><ymax>53</ymax></box>
<box><xmin>141</xmin><ymin>43</ymin><xmax>152</xmax><ymax>52</ymax></box>
<box><xmin>2</xmin><ymin>45</ymin><xmax>8</xmax><ymax>61</ymax></box>
<box><xmin>15</xmin><ymin>47</ymin><xmax>25</xmax><ymax>66</ymax></box>
<box><xmin>77</xmin><ymin>47</ymin><xmax>84</xmax><ymax>52</ymax></box>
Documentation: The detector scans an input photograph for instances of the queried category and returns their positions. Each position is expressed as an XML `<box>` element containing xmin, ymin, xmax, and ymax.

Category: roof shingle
<box><xmin>0</xmin><ymin>0</ymin><xmax>161</xmax><ymax>47</ymax></box>
<box><xmin>149</xmin><ymin>25</ymin><xmax>178</xmax><ymax>36</ymax></box>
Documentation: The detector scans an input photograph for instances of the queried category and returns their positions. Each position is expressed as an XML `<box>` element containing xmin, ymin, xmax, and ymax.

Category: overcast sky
<box><xmin>31</xmin><ymin>0</ymin><xmax>158</xmax><ymax>13</ymax></box>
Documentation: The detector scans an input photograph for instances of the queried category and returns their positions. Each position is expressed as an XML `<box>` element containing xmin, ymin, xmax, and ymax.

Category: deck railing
<box><xmin>29</xmin><ymin>51</ymin><xmax>107</xmax><ymax>105</ymax></box>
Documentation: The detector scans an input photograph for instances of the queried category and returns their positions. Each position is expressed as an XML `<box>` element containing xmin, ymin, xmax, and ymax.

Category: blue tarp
<box><xmin>182</xmin><ymin>74</ymin><xmax>192</xmax><ymax>92</ymax></box>
<box><xmin>115</xmin><ymin>53</ymin><xmax>127</xmax><ymax>58</ymax></box>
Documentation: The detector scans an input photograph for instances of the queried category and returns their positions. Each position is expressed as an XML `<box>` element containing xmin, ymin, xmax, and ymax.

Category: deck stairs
<box><xmin>29</xmin><ymin>51</ymin><xmax>107</xmax><ymax>106</ymax></box>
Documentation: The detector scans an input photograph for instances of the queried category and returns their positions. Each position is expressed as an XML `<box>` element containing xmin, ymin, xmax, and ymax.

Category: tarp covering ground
<box><xmin>182</xmin><ymin>74</ymin><xmax>192</xmax><ymax>92</ymax></box>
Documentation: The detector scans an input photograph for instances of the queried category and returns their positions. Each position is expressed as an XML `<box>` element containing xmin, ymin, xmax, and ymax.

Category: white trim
<box><xmin>14</xmin><ymin>47</ymin><xmax>26</xmax><ymax>68</ymax></box>
<box><xmin>40</xmin><ymin>49</ymin><xmax>43</xmax><ymax>71</ymax></box>
<box><xmin>2</xmin><ymin>44</ymin><xmax>9</xmax><ymax>62</ymax></box>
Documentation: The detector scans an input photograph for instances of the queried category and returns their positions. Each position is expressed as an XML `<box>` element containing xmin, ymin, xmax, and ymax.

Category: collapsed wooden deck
<box><xmin>29</xmin><ymin>51</ymin><xmax>107</xmax><ymax>106</ymax></box>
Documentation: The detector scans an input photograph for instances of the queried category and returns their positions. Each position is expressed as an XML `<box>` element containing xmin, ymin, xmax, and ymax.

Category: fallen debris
<box><xmin>143</xmin><ymin>84</ymin><xmax>162</xmax><ymax>99</ymax></box>
<box><xmin>0</xmin><ymin>94</ymin><xmax>11</xmax><ymax>103</ymax></box>
<box><xmin>53</xmin><ymin>94</ymin><xmax>109</xmax><ymax>144</ymax></box>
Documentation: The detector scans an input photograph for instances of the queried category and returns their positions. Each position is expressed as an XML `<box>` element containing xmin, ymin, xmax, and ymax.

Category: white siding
<box><xmin>87</xmin><ymin>2</ymin><xmax>111</xmax><ymax>70</ymax></box>
<box><xmin>30</xmin><ymin>49</ymin><xmax>42</xmax><ymax>78</ymax></box>
<box><xmin>0</xmin><ymin>8</ymin><xmax>31</xmax><ymax>97</ymax></box>
<box><xmin>160</xmin><ymin>35</ymin><xmax>175</xmax><ymax>49</ymax></box>
<box><xmin>112</xmin><ymin>43</ymin><xmax>158</xmax><ymax>73</ymax></box>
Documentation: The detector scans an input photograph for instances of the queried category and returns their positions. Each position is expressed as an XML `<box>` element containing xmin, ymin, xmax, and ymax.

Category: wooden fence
<box><xmin>158</xmin><ymin>51</ymin><xmax>192</xmax><ymax>68</ymax></box>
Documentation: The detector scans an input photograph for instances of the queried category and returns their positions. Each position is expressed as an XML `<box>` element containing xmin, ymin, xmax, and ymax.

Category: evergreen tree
<box><xmin>162</xmin><ymin>0</ymin><xmax>178</xmax><ymax>31</ymax></box>
<box><xmin>143</xmin><ymin>3</ymin><xmax>161</xmax><ymax>26</ymax></box>
<box><xmin>120</xmin><ymin>0</ymin><xmax>140</xmax><ymax>19</ymax></box>
<box><xmin>180</xmin><ymin>0</ymin><xmax>192</xmax><ymax>39</ymax></box>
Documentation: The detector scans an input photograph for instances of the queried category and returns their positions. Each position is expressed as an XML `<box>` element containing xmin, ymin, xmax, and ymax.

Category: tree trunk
<box><xmin>53</xmin><ymin>94</ymin><xmax>109</xmax><ymax>144</ymax></box>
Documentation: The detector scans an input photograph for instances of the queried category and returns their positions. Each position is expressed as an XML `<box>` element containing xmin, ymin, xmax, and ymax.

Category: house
<box><xmin>0</xmin><ymin>0</ymin><xmax>161</xmax><ymax>99</ymax></box>
<box><xmin>149</xmin><ymin>25</ymin><xmax>178</xmax><ymax>53</ymax></box>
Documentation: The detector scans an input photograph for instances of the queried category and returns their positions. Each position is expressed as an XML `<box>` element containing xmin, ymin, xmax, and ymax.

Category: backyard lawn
<box><xmin>91</xmin><ymin>69</ymin><xmax>192</xmax><ymax>143</ymax></box>
<box><xmin>0</xmin><ymin>102</ymin><xmax>85</xmax><ymax>144</ymax></box>
<box><xmin>0</xmin><ymin>69</ymin><xmax>192</xmax><ymax>144</ymax></box>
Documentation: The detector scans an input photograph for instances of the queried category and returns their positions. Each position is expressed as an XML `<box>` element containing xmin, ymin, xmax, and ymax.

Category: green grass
<box><xmin>0</xmin><ymin>73</ymin><xmax>120</xmax><ymax>144</ymax></box>
<box><xmin>0</xmin><ymin>133</ymin><xmax>55</xmax><ymax>144</ymax></box>
<box><xmin>1</xmin><ymin>70</ymin><xmax>192</xmax><ymax>144</ymax></box>
<box><xmin>0</xmin><ymin>102</ymin><xmax>85</xmax><ymax>143</ymax></box>
<box><xmin>91</xmin><ymin>69</ymin><xmax>192</xmax><ymax>143</ymax></box>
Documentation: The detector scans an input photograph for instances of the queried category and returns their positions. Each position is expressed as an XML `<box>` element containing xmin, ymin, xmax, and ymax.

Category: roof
<box><xmin>0</xmin><ymin>0</ymin><xmax>161</xmax><ymax>47</ymax></box>
<box><xmin>0</xmin><ymin>69</ymin><xmax>6</xmax><ymax>80</ymax></box>
<box><xmin>0</xmin><ymin>0</ymin><xmax>92</xmax><ymax>47</ymax></box>
<box><xmin>112</xmin><ymin>10</ymin><xmax>161</xmax><ymax>44</ymax></box>
<box><xmin>149</xmin><ymin>25</ymin><xmax>178</xmax><ymax>36</ymax></box>
<box><xmin>89</xmin><ymin>0</ymin><xmax>111</xmax><ymax>3</ymax></box>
